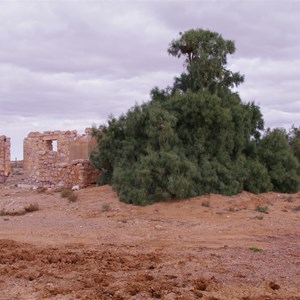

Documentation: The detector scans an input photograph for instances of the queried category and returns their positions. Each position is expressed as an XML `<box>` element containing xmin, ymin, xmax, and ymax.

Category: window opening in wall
<box><xmin>52</xmin><ymin>140</ymin><xmax>58</xmax><ymax>152</ymax></box>
<box><xmin>46</xmin><ymin>140</ymin><xmax>58</xmax><ymax>152</ymax></box>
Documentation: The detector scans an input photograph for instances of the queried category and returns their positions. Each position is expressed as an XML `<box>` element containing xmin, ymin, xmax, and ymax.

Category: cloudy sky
<box><xmin>1</xmin><ymin>0</ymin><xmax>300</xmax><ymax>159</ymax></box>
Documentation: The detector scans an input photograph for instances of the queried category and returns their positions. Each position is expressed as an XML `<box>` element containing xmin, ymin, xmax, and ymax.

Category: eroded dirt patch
<box><xmin>1</xmin><ymin>184</ymin><xmax>300</xmax><ymax>299</ymax></box>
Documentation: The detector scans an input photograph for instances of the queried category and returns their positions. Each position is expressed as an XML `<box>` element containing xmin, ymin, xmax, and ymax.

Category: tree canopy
<box><xmin>168</xmin><ymin>29</ymin><xmax>244</xmax><ymax>93</ymax></box>
<box><xmin>90</xmin><ymin>28</ymin><xmax>300</xmax><ymax>205</ymax></box>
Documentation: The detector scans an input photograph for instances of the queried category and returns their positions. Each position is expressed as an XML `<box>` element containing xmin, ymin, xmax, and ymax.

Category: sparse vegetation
<box><xmin>255</xmin><ymin>206</ymin><xmax>269</xmax><ymax>214</ymax></box>
<box><xmin>254</xmin><ymin>215</ymin><xmax>264</xmax><ymax>220</ymax></box>
<box><xmin>60</xmin><ymin>189</ymin><xmax>78</xmax><ymax>203</ymax></box>
<box><xmin>0</xmin><ymin>203</ymin><xmax>39</xmax><ymax>216</ymax></box>
<box><xmin>68</xmin><ymin>193</ymin><xmax>78</xmax><ymax>203</ymax></box>
<box><xmin>101</xmin><ymin>203</ymin><xmax>111</xmax><ymax>212</ymax></box>
<box><xmin>60</xmin><ymin>189</ymin><xmax>73</xmax><ymax>198</ymax></box>
<box><xmin>249</xmin><ymin>247</ymin><xmax>263</xmax><ymax>253</ymax></box>
<box><xmin>292</xmin><ymin>206</ymin><xmax>300</xmax><ymax>212</ymax></box>
<box><xmin>285</xmin><ymin>196</ymin><xmax>294</xmax><ymax>203</ymax></box>
<box><xmin>201</xmin><ymin>200</ymin><xmax>210</xmax><ymax>208</ymax></box>
<box><xmin>24</xmin><ymin>203</ymin><xmax>39</xmax><ymax>212</ymax></box>
<box><xmin>37</xmin><ymin>187</ymin><xmax>47</xmax><ymax>194</ymax></box>
<box><xmin>0</xmin><ymin>209</ymin><xmax>24</xmax><ymax>216</ymax></box>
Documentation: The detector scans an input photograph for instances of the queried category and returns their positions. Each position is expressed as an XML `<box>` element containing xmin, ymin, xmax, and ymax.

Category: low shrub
<box><xmin>201</xmin><ymin>200</ymin><xmax>210</xmax><ymax>208</ymax></box>
<box><xmin>249</xmin><ymin>246</ymin><xmax>263</xmax><ymax>253</ymax></box>
<box><xmin>60</xmin><ymin>189</ymin><xmax>73</xmax><ymax>198</ymax></box>
<box><xmin>24</xmin><ymin>203</ymin><xmax>39</xmax><ymax>212</ymax></box>
<box><xmin>101</xmin><ymin>203</ymin><xmax>111</xmax><ymax>212</ymax></box>
<box><xmin>0</xmin><ymin>203</ymin><xmax>39</xmax><ymax>216</ymax></box>
<box><xmin>292</xmin><ymin>206</ymin><xmax>300</xmax><ymax>212</ymax></box>
<box><xmin>60</xmin><ymin>189</ymin><xmax>78</xmax><ymax>203</ymax></box>
<box><xmin>68</xmin><ymin>194</ymin><xmax>78</xmax><ymax>203</ymax></box>
<box><xmin>255</xmin><ymin>206</ymin><xmax>269</xmax><ymax>214</ymax></box>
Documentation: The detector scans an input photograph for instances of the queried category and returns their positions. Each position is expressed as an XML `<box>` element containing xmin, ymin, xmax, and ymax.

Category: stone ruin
<box><xmin>23</xmin><ymin>128</ymin><xmax>99</xmax><ymax>188</ymax></box>
<box><xmin>0</xmin><ymin>135</ymin><xmax>11</xmax><ymax>183</ymax></box>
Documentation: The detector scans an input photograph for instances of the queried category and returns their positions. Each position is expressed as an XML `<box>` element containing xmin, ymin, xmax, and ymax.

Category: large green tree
<box><xmin>90</xmin><ymin>28</ymin><xmax>300</xmax><ymax>205</ymax></box>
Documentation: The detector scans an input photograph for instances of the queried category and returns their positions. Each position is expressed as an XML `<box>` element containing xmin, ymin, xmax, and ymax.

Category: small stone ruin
<box><xmin>0</xmin><ymin>135</ymin><xmax>11</xmax><ymax>183</ymax></box>
<box><xmin>23</xmin><ymin>128</ymin><xmax>99</xmax><ymax>188</ymax></box>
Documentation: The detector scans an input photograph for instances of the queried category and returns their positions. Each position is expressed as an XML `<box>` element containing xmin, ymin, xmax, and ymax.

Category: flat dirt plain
<box><xmin>1</xmin><ymin>176</ymin><xmax>300</xmax><ymax>300</ymax></box>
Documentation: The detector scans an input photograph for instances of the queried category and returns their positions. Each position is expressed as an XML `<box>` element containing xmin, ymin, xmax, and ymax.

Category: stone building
<box><xmin>23</xmin><ymin>128</ymin><xmax>99</xmax><ymax>187</ymax></box>
<box><xmin>0</xmin><ymin>135</ymin><xmax>11</xmax><ymax>183</ymax></box>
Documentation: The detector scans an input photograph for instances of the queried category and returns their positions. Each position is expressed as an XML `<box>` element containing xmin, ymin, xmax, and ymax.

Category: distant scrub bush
<box><xmin>101</xmin><ymin>203</ymin><xmax>111</xmax><ymax>212</ymax></box>
<box><xmin>24</xmin><ymin>203</ymin><xmax>39</xmax><ymax>212</ymax></box>
<box><xmin>60</xmin><ymin>189</ymin><xmax>78</xmax><ymax>203</ymax></box>
<box><xmin>68</xmin><ymin>194</ymin><xmax>78</xmax><ymax>203</ymax></box>
<box><xmin>249</xmin><ymin>247</ymin><xmax>263</xmax><ymax>253</ymax></box>
<box><xmin>292</xmin><ymin>206</ymin><xmax>300</xmax><ymax>212</ymax></box>
<box><xmin>255</xmin><ymin>206</ymin><xmax>269</xmax><ymax>214</ymax></box>
<box><xmin>60</xmin><ymin>189</ymin><xmax>73</xmax><ymax>198</ymax></box>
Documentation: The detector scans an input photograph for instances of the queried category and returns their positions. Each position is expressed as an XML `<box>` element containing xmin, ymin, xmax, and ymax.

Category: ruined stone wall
<box><xmin>0</xmin><ymin>135</ymin><xmax>11</xmax><ymax>183</ymax></box>
<box><xmin>23</xmin><ymin>128</ymin><xmax>99</xmax><ymax>187</ymax></box>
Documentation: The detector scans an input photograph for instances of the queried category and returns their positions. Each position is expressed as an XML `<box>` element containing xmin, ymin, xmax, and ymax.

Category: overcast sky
<box><xmin>1</xmin><ymin>0</ymin><xmax>300</xmax><ymax>159</ymax></box>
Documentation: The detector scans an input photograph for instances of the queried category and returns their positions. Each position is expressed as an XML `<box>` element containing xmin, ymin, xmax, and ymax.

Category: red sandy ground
<box><xmin>0</xmin><ymin>177</ymin><xmax>300</xmax><ymax>299</ymax></box>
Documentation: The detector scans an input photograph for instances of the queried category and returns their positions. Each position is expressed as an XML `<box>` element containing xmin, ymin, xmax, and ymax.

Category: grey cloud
<box><xmin>0</xmin><ymin>1</ymin><xmax>300</xmax><ymax>158</ymax></box>
<box><xmin>233</xmin><ymin>58</ymin><xmax>300</xmax><ymax>114</ymax></box>
<box><xmin>0</xmin><ymin>61</ymin><xmax>173</xmax><ymax>120</ymax></box>
<box><xmin>148</xmin><ymin>1</ymin><xmax>300</xmax><ymax>59</ymax></box>
<box><xmin>0</xmin><ymin>2</ymin><xmax>177</xmax><ymax>77</ymax></box>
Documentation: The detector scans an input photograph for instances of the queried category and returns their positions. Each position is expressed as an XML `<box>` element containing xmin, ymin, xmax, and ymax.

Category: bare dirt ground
<box><xmin>1</xmin><ymin>175</ymin><xmax>300</xmax><ymax>299</ymax></box>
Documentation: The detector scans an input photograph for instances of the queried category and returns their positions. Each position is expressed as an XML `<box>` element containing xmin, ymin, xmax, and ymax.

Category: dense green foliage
<box><xmin>259</xmin><ymin>129</ymin><xmax>300</xmax><ymax>193</ymax></box>
<box><xmin>168</xmin><ymin>29</ymin><xmax>244</xmax><ymax>93</ymax></box>
<box><xmin>90</xmin><ymin>28</ymin><xmax>300</xmax><ymax>205</ymax></box>
<box><xmin>288</xmin><ymin>125</ymin><xmax>300</xmax><ymax>163</ymax></box>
